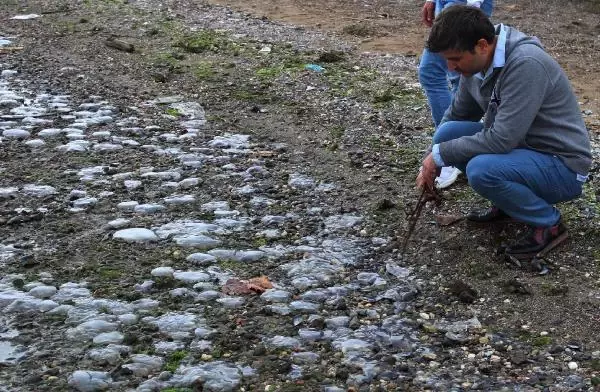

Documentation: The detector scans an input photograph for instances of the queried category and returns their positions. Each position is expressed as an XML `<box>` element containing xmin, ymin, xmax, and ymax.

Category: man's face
<box><xmin>441</xmin><ymin>39</ymin><xmax>490</xmax><ymax>77</ymax></box>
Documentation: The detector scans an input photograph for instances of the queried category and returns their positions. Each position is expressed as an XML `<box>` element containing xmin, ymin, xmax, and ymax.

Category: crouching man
<box><xmin>416</xmin><ymin>5</ymin><xmax>592</xmax><ymax>259</ymax></box>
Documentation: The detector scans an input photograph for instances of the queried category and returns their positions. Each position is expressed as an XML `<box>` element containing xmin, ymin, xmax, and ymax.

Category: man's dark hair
<box><xmin>426</xmin><ymin>5</ymin><xmax>495</xmax><ymax>53</ymax></box>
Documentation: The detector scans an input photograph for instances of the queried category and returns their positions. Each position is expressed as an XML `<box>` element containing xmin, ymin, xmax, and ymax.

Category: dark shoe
<box><xmin>505</xmin><ymin>221</ymin><xmax>568</xmax><ymax>260</ymax></box>
<box><xmin>467</xmin><ymin>206</ymin><xmax>512</xmax><ymax>224</ymax></box>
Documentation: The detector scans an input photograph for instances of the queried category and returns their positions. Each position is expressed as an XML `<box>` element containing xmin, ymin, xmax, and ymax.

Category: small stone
<box><xmin>568</xmin><ymin>361</ymin><xmax>578</xmax><ymax>370</ymax></box>
<box><xmin>201</xmin><ymin>353</ymin><xmax>213</xmax><ymax>361</ymax></box>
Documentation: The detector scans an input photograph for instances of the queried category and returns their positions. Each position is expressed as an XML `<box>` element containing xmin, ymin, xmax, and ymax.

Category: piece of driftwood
<box><xmin>0</xmin><ymin>47</ymin><xmax>24</xmax><ymax>53</ymax></box>
<box><xmin>105</xmin><ymin>37</ymin><xmax>134</xmax><ymax>53</ymax></box>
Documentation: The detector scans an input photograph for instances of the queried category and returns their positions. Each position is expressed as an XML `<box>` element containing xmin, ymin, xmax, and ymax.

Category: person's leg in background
<box><xmin>418</xmin><ymin>48</ymin><xmax>450</xmax><ymax>128</ymax></box>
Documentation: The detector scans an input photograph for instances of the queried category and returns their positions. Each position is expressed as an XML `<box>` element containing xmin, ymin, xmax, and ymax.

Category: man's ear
<box><xmin>476</xmin><ymin>38</ymin><xmax>490</xmax><ymax>53</ymax></box>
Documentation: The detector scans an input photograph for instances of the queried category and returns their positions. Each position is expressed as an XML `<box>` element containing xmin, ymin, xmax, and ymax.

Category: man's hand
<box><xmin>421</xmin><ymin>1</ymin><xmax>435</xmax><ymax>27</ymax></box>
<box><xmin>416</xmin><ymin>153</ymin><xmax>438</xmax><ymax>194</ymax></box>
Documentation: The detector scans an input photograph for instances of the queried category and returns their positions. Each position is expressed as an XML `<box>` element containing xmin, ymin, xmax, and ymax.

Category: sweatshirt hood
<box><xmin>504</xmin><ymin>25</ymin><xmax>543</xmax><ymax>57</ymax></box>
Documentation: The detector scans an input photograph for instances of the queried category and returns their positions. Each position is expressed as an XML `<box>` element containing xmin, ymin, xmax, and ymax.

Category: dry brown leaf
<box><xmin>221</xmin><ymin>276</ymin><xmax>273</xmax><ymax>295</ymax></box>
<box><xmin>222</xmin><ymin>278</ymin><xmax>253</xmax><ymax>295</ymax></box>
<box><xmin>246</xmin><ymin>276</ymin><xmax>273</xmax><ymax>290</ymax></box>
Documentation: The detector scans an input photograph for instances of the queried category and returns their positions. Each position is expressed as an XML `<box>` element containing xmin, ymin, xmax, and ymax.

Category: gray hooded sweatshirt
<box><xmin>439</xmin><ymin>25</ymin><xmax>592</xmax><ymax>176</ymax></box>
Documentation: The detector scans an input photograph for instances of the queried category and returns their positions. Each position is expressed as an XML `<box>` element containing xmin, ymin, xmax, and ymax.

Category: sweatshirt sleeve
<box><xmin>439</xmin><ymin>57</ymin><xmax>552</xmax><ymax>165</ymax></box>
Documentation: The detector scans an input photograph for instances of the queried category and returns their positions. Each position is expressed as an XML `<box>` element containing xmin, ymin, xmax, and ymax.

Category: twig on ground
<box><xmin>400</xmin><ymin>187</ymin><xmax>441</xmax><ymax>258</ymax></box>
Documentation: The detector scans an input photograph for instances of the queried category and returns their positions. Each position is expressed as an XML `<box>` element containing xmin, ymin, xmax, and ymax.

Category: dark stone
<box><xmin>448</xmin><ymin>280</ymin><xmax>478</xmax><ymax>303</ymax></box>
<box><xmin>252</xmin><ymin>344</ymin><xmax>267</xmax><ymax>356</ymax></box>
<box><xmin>509</xmin><ymin>350</ymin><xmax>529</xmax><ymax>365</ymax></box>
<box><xmin>122</xmin><ymin>334</ymin><xmax>138</xmax><ymax>345</ymax></box>
<box><xmin>376</xmin><ymin>199</ymin><xmax>396</xmax><ymax>211</ymax></box>
<box><xmin>44</xmin><ymin>368</ymin><xmax>60</xmax><ymax>376</ymax></box>
<box><xmin>348</xmin><ymin>317</ymin><xmax>360</xmax><ymax>330</ymax></box>
<box><xmin>308</xmin><ymin>317</ymin><xmax>325</xmax><ymax>330</ymax></box>
<box><xmin>381</xmin><ymin>355</ymin><xmax>397</xmax><ymax>366</ymax></box>
<box><xmin>141</xmin><ymin>324</ymin><xmax>159</xmax><ymax>333</ymax></box>
<box><xmin>326</xmin><ymin>297</ymin><xmax>347</xmax><ymax>311</ymax></box>
<box><xmin>12</xmin><ymin>278</ymin><xmax>25</xmax><ymax>289</ymax></box>
<box><xmin>105</xmin><ymin>37</ymin><xmax>135</xmax><ymax>53</ymax></box>
<box><xmin>502</xmin><ymin>278</ymin><xmax>532</xmax><ymax>295</ymax></box>
<box><xmin>24</xmin><ymin>374</ymin><xmax>43</xmax><ymax>384</ymax></box>
<box><xmin>549</xmin><ymin>345</ymin><xmax>564</xmax><ymax>354</ymax></box>
<box><xmin>317</xmin><ymin>51</ymin><xmax>345</xmax><ymax>63</ymax></box>
<box><xmin>20</xmin><ymin>254</ymin><xmax>38</xmax><ymax>268</ymax></box>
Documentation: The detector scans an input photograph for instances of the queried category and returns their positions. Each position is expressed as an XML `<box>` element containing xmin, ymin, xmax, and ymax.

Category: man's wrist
<box><xmin>432</xmin><ymin>144</ymin><xmax>445</xmax><ymax>167</ymax></box>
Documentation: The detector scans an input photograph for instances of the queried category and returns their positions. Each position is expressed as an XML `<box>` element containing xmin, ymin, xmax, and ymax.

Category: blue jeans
<box><xmin>419</xmin><ymin>0</ymin><xmax>494</xmax><ymax>127</ymax></box>
<box><xmin>434</xmin><ymin>121</ymin><xmax>584</xmax><ymax>227</ymax></box>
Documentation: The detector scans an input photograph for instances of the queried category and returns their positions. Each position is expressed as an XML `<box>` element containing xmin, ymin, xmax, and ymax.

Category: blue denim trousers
<box><xmin>419</xmin><ymin>0</ymin><xmax>494</xmax><ymax>127</ymax></box>
<box><xmin>433</xmin><ymin>121</ymin><xmax>584</xmax><ymax>227</ymax></box>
